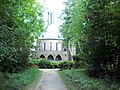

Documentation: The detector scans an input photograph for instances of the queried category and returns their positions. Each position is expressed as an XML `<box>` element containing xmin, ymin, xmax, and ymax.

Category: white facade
<box><xmin>36</xmin><ymin>38</ymin><xmax>76</xmax><ymax>60</ymax></box>
<box><xmin>37</xmin><ymin>39</ymin><xmax>62</xmax><ymax>51</ymax></box>
<box><xmin>36</xmin><ymin>39</ymin><xmax>68</xmax><ymax>60</ymax></box>
<box><xmin>35</xmin><ymin>0</ymin><xmax>76</xmax><ymax>60</ymax></box>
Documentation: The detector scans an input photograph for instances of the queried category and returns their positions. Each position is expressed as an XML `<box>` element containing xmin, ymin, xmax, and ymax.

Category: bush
<box><xmin>74</xmin><ymin>60</ymin><xmax>87</xmax><ymax>69</ymax></box>
<box><xmin>38</xmin><ymin>59</ymin><xmax>55</xmax><ymax>69</ymax></box>
<box><xmin>29</xmin><ymin>59</ymin><xmax>60</xmax><ymax>69</ymax></box>
<box><xmin>0</xmin><ymin>48</ymin><xmax>30</xmax><ymax>73</ymax></box>
<box><xmin>73</xmin><ymin>55</ymin><xmax>87</xmax><ymax>69</ymax></box>
<box><xmin>0</xmin><ymin>67</ymin><xmax>41</xmax><ymax>90</ymax></box>
<box><xmin>29</xmin><ymin>59</ymin><xmax>41</xmax><ymax>66</ymax></box>
<box><xmin>59</xmin><ymin>61</ymin><xmax>75</xmax><ymax>70</ymax></box>
<box><xmin>59</xmin><ymin>70</ymin><xmax>120</xmax><ymax>90</ymax></box>
<box><xmin>29</xmin><ymin>59</ymin><xmax>75</xmax><ymax>69</ymax></box>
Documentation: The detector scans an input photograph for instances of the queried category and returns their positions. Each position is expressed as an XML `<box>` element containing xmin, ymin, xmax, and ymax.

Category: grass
<box><xmin>0</xmin><ymin>67</ymin><xmax>41</xmax><ymax>90</ymax></box>
<box><xmin>59</xmin><ymin>69</ymin><xmax>120</xmax><ymax>90</ymax></box>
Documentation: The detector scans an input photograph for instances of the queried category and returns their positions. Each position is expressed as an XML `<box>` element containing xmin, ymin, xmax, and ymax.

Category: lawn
<box><xmin>0</xmin><ymin>67</ymin><xmax>41</xmax><ymax>90</ymax></box>
<box><xmin>59</xmin><ymin>69</ymin><xmax>120</xmax><ymax>90</ymax></box>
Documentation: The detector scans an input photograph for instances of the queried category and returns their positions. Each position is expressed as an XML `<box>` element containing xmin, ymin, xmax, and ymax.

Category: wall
<box><xmin>36</xmin><ymin>39</ymin><xmax>76</xmax><ymax>60</ymax></box>
<box><xmin>36</xmin><ymin>51</ymin><xmax>68</xmax><ymax>60</ymax></box>
<box><xmin>37</xmin><ymin>39</ymin><xmax>63</xmax><ymax>51</ymax></box>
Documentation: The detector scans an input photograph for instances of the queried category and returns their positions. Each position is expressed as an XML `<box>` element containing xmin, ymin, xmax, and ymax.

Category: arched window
<box><xmin>40</xmin><ymin>54</ymin><xmax>45</xmax><ymax>59</ymax></box>
<box><xmin>55</xmin><ymin>55</ymin><xmax>62</xmax><ymax>61</ymax></box>
<box><xmin>47</xmin><ymin>54</ymin><xmax>54</xmax><ymax>60</ymax></box>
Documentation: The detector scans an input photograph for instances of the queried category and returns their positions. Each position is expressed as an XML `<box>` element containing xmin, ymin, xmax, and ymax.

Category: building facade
<box><xmin>35</xmin><ymin>0</ymin><xmax>76</xmax><ymax>61</ymax></box>
<box><xmin>36</xmin><ymin>38</ymin><xmax>76</xmax><ymax>61</ymax></box>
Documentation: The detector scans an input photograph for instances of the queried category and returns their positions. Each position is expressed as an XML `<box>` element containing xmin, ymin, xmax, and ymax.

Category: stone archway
<box><xmin>55</xmin><ymin>55</ymin><xmax>62</xmax><ymax>61</ymax></box>
<box><xmin>47</xmin><ymin>54</ymin><xmax>54</xmax><ymax>60</ymax></box>
<box><xmin>40</xmin><ymin>54</ymin><xmax>45</xmax><ymax>59</ymax></box>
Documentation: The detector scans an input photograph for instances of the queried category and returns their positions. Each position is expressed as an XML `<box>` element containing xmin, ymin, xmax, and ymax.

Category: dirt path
<box><xmin>32</xmin><ymin>69</ymin><xmax>67</xmax><ymax>90</ymax></box>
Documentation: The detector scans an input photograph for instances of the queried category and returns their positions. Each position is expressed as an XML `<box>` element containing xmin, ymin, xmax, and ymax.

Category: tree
<box><xmin>86</xmin><ymin>0</ymin><xmax>120</xmax><ymax>78</ymax></box>
<box><xmin>60</xmin><ymin>0</ymin><xmax>88</xmax><ymax>60</ymax></box>
<box><xmin>0</xmin><ymin>0</ymin><xmax>44</xmax><ymax>73</ymax></box>
<box><xmin>61</xmin><ymin>0</ymin><xmax>120</xmax><ymax>79</ymax></box>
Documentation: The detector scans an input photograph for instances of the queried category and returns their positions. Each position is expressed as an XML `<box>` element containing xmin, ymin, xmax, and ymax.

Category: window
<box><xmin>55</xmin><ymin>55</ymin><xmax>62</xmax><ymax>61</ymax></box>
<box><xmin>47</xmin><ymin>54</ymin><xmax>54</xmax><ymax>60</ymax></box>
<box><xmin>37</xmin><ymin>42</ymin><xmax>40</xmax><ymax>51</ymax></box>
<box><xmin>50</xmin><ymin>42</ymin><xmax>52</xmax><ymax>51</ymax></box>
<box><xmin>65</xmin><ymin>54</ymin><xmax>67</xmax><ymax>57</ymax></box>
<box><xmin>48</xmin><ymin>11</ymin><xmax>54</xmax><ymax>25</ymax></box>
<box><xmin>44</xmin><ymin>42</ymin><xmax>46</xmax><ymax>51</ymax></box>
<box><xmin>50</xmin><ymin>12</ymin><xmax>52</xmax><ymax>24</ymax></box>
<box><xmin>56</xmin><ymin>43</ymin><xmax>58</xmax><ymax>51</ymax></box>
<box><xmin>64</xmin><ymin>48</ymin><xmax>67</xmax><ymax>51</ymax></box>
<box><xmin>40</xmin><ymin>54</ymin><xmax>45</xmax><ymax>59</ymax></box>
<box><xmin>39</xmin><ymin>42</ymin><xmax>41</xmax><ymax>51</ymax></box>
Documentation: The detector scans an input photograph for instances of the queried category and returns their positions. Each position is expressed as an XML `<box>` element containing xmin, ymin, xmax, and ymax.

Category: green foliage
<box><xmin>29</xmin><ymin>59</ymin><xmax>59</xmax><ymax>69</ymax></box>
<box><xmin>38</xmin><ymin>59</ymin><xmax>55</xmax><ymax>69</ymax></box>
<box><xmin>29</xmin><ymin>59</ymin><xmax>41</xmax><ymax>66</ymax></box>
<box><xmin>60</xmin><ymin>0</ymin><xmax>88</xmax><ymax>55</ymax></box>
<box><xmin>59</xmin><ymin>70</ymin><xmax>120</xmax><ymax>90</ymax></box>
<box><xmin>59</xmin><ymin>61</ymin><xmax>75</xmax><ymax>70</ymax></box>
<box><xmin>0</xmin><ymin>0</ymin><xmax>44</xmax><ymax>72</ymax></box>
<box><xmin>61</xmin><ymin>0</ymin><xmax>120</xmax><ymax>79</ymax></box>
<box><xmin>52</xmin><ymin>61</ymin><xmax>60</xmax><ymax>68</ymax></box>
<box><xmin>0</xmin><ymin>67</ymin><xmax>41</xmax><ymax>90</ymax></box>
<box><xmin>29</xmin><ymin>59</ymin><xmax>75</xmax><ymax>69</ymax></box>
<box><xmin>73</xmin><ymin>55</ymin><xmax>87</xmax><ymax>69</ymax></box>
<box><xmin>86</xmin><ymin>0</ymin><xmax>120</xmax><ymax>78</ymax></box>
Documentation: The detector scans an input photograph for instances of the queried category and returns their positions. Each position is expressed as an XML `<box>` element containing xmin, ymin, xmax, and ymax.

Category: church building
<box><xmin>35</xmin><ymin>0</ymin><xmax>76</xmax><ymax>61</ymax></box>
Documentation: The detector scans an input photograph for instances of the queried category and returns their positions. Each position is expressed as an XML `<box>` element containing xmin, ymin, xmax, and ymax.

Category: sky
<box><xmin>36</xmin><ymin>0</ymin><xmax>65</xmax><ymax>39</ymax></box>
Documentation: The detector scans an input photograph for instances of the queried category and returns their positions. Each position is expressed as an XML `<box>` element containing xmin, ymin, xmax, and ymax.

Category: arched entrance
<box><xmin>55</xmin><ymin>55</ymin><xmax>62</xmax><ymax>61</ymax></box>
<box><xmin>47</xmin><ymin>54</ymin><xmax>54</xmax><ymax>60</ymax></box>
<box><xmin>40</xmin><ymin>54</ymin><xmax>45</xmax><ymax>59</ymax></box>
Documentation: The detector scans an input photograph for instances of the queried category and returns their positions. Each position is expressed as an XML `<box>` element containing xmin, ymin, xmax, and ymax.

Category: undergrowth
<box><xmin>0</xmin><ymin>67</ymin><xmax>41</xmax><ymax>90</ymax></box>
<box><xmin>59</xmin><ymin>69</ymin><xmax>120</xmax><ymax>90</ymax></box>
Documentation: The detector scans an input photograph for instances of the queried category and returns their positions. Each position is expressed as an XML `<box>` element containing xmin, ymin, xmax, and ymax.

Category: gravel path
<box><xmin>32</xmin><ymin>69</ymin><xmax>67</xmax><ymax>90</ymax></box>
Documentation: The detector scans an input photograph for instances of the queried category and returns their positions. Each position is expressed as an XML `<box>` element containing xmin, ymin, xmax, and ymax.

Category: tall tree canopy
<box><xmin>0</xmin><ymin>0</ymin><xmax>44</xmax><ymax>73</ymax></box>
<box><xmin>86</xmin><ymin>0</ymin><xmax>120</xmax><ymax>78</ymax></box>
<box><xmin>60</xmin><ymin>0</ymin><xmax>120</xmax><ymax>78</ymax></box>
<box><xmin>60</xmin><ymin>0</ymin><xmax>88</xmax><ymax>57</ymax></box>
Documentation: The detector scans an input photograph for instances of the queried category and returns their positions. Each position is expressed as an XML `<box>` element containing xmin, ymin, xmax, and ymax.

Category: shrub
<box><xmin>38</xmin><ymin>59</ymin><xmax>54</xmax><ymax>68</ymax></box>
<box><xmin>59</xmin><ymin>70</ymin><xmax>120</xmax><ymax>90</ymax></box>
<box><xmin>29</xmin><ymin>59</ymin><xmax>76</xmax><ymax>69</ymax></box>
<box><xmin>0</xmin><ymin>48</ymin><xmax>30</xmax><ymax>73</ymax></box>
<box><xmin>29</xmin><ymin>59</ymin><xmax>41</xmax><ymax>66</ymax></box>
<box><xmin>59</xmin><ymin>61</ymin><xmax>75</xmax><ymax>70</ymax></box>
<box><xmin>52</xmin><ymin>62</ymin><xmax>59</xmax><ymax>68</ymax></box>
<box><xmin>29</xmin><ymin>59</ymin><xmax>60</xmax><ymax>69</ymax></box>
<box><xmin>0</xmin><ymin>67</ymin><xmax>41</xmax><ymax>90</ymax></box>
<box><xmin>73</xmin><ymin>55</ymin><xmax>87</xmax><ymax>69</ymax></box>
<box><xmin>74</xmin><ymin>60</ymin><xmax>87</xmax><ymax>69</ymax></box>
